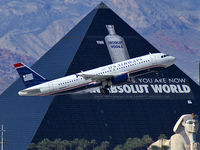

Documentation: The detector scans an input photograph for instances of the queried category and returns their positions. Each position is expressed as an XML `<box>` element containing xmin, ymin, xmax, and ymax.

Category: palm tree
<box><xmin>75</xmin><ymin>138</ymin><xmax>89</xmax><ymax>150</ymax></box>
<box><xmin>93</xmin><ymin>146</ymin><xmax>101</xmax><ymax>150</ymax></box>
<box><xmin>90</xmin><ymin>139</ymin><xmax>97</xmax><ymax>149</ymax></box>
<box><xmin>113</xmin><ymin>144</ymin><xmax>123</xmax><ymax>150</ymax></box>
<box><xmin>28</xmin><ymin>143</ymin><xmax>36</xmax><ymax>150</ymax></box>
<box><xmin>158</xmin><ymin>134</ymin><xmax>167</xmax><ymax>140</ymax></box>
<box><xmin>124</xmin><ymin>137</ymin><xmax>144</xmax><ymax>150</ymax></box>
<box><xmin>151</xmin><ymin>145</ymin><xmax>160</xmax><ymax>150</ymax></box>
<box><xmin>48</xmin><ymin>139</ymin><xmax>56</xmax><ymax>150</ymax></box>
<box><xmin>100</xmin><ymin>141</ymin><xmax>110</xmax><ymax>150</ymax></box>
<box><xmin>76</xmin><ymin>146</ymin><xmax>84</xmax><ymax>150</ymax></box>
<box><xmin>158</xmin><ymin>134</ymin><xmax>167</xmax><ymax>149</ymax></box>
<box><xmin>73</xmin><ymin>138</ymin><xmax>81</xmax><ymax>149</ymax></box>
<box><xmin>150</xmin><ymin>145</ymin><xmax>169</xmax><ymax>150</ymax></box>
<box><xmin>81</xmin><ymin>139</ymin><xmax>90</xmax><ymax>150</ymax></box>
<box><xmin>62</xmin><ymin>140</ymin><xmax>70</xmax><ymax>150</ymax></box>
<box><xmin>53</xmin><ymin>138</ymin><xmax>65</xmax><ymax>150</ymax></box>
<box><xmin>36</xmin><ymin>138</ymin><xmax>51</xmax><ymax>150</ymax></box>
<box><xmin>124</xmin><ymin>138</ymin><xmax>134</xmax><ymax>150</ymax></box>
<box><xmin>133</xmin><ymin>137</ymin><xmax>145</xmax><ymax>149</ymax></box>
<box><xmin>36</xmin><ymin>142</ymin><xmax>42</xmax><ymax>150</ymax></box>
<box><xmin>141</xmin><ymin>135</ymin><xmax>153</xmax><ymax>148</ymax></box>
<box><xmin>161</xmin><ymin>145</ymin><xmax>169</xmax><ymax>150</ymax></box>
<box><xmin>68</xmin><ymin>140</ymin><xmax>73</xmax><ymax>150</ymax></box>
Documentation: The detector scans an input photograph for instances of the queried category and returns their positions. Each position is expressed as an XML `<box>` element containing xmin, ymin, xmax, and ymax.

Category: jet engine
<box><xmin>111</xmin><ymin>74</ymin><xmax>130</xmax><ymax>85</ymax></box>
<box><xmin>101</xmin><ymin>74</ymin><xmax>132</xmax><ymax>94</ymax></box>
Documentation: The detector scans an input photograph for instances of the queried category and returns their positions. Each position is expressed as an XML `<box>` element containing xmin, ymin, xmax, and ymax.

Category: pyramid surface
<box><xmin>0</xmin><ymin>3</ymin><xmax>199</xmax><ymax>150</ymax></box>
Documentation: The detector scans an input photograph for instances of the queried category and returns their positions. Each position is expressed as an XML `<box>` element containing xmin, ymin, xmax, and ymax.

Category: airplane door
<box><xmin>150</xmin><ymin>54</ymin><xmax>157</xmax><ymax>65</ymax></box>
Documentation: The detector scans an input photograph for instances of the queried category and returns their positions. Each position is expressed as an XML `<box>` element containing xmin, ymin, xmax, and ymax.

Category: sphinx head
<box><xmin>173</xmin><ymin>114</ymin><xmax>199</xmax><ymax>134</ymax></box>
<box><xmin>182</xmin><ymin>114</ymin><xmax>199</xmax><ymax>134</ymax></box>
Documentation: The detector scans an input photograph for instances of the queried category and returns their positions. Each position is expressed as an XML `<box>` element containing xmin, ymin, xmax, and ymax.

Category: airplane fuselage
<box><xmin>18</xmin><ymin>53</ymin><xmax>175</xmax><ymax>96</ymax></box>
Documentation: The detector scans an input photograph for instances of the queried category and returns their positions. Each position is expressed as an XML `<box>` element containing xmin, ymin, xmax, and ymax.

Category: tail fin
<box><xmin>14</xmin><ymin>63</ymin><xmax>48</xmax><ymax>88</ymax></box>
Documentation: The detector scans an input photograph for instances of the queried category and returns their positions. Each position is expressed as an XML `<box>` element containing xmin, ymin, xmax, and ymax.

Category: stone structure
<box><xmin>170</xmin><ymin>114</ymin><xmax>200</xmax><ymax>150</ymax></box>
<box><xmin>148</xmin><ymin>114</ymin><xmax>200</xmax><ymax>150</ymax></box>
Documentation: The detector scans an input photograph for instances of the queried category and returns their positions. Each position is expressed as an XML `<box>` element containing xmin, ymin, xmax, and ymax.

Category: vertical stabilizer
<box><xmin>14</xmin><ymin>63</ymin><xmax>47</xmax><ymax>88</ymax></box>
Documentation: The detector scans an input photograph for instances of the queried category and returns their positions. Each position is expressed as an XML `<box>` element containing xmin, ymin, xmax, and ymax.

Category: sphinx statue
<box><xmin>148</xmin><ymin>114</ymin><xmax>199</xmax><ymax>150</ymax></box>
<box><xmin>170</xmin><ymin>114</ymin><xmax>200</xmax><ymax>150</ymax></box>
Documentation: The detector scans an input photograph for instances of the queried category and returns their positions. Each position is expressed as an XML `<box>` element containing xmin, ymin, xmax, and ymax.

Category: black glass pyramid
<box><xmin>0</xmin><ymin>2</ymin><xmax>199</xmax><ymax>150</ymax></box>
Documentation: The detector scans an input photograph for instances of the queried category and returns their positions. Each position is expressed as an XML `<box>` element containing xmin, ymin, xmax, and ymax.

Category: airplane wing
<box><xmin>77</xmin><ymin>72</ymin><xmax>127</xmax><ymax>82</ymax></box>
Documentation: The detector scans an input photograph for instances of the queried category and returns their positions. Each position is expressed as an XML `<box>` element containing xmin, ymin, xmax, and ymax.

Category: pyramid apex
<box><xmin>96</xmin><ymin>2</ymin><xmax>109</xmax><ymax>9</ymax></box>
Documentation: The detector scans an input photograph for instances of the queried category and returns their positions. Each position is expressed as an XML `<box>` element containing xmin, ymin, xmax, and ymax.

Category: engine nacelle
<box><xmin>111</xmin><ymin>74</ymin><xmax>129</xmax><ymax>85</ymax></box>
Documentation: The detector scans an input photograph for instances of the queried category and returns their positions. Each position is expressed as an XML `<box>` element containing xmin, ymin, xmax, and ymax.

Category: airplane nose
<box><xmin>166</xmin><ymin>56</ymin><xmax>176</xmax><ymax>67</ymax></box>
<box><xmin>171</xmin><ymin>56</ymin><xmax>176</xmax><ymax>64</ymax></box>
<box><xmin>168</xmin><ymin>56</ymin><xmax>175</xmax><ymax>62</ymax></box>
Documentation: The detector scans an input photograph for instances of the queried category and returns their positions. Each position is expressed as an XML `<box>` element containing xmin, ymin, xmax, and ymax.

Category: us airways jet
<box><xmin>14</xmin><ymin>53</ymin><xmax>175</xmax><ymax>96</ymax></box>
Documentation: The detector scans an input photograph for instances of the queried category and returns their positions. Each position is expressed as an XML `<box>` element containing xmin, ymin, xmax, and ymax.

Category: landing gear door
<box><xmin>150</xmin><ymin>54</ymin><xmax>157</xmax><ymax>65</ymax></box>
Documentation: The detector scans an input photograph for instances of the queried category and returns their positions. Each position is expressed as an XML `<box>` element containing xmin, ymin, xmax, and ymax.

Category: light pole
<box><xmin>1</xmin><ymin>125</ymin><xmax>5</xmax><ymax>150</ymax></box>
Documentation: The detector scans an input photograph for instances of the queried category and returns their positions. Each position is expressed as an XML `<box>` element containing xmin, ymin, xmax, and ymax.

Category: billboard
<box><xmin>89</xmin><ymin>24</ymin><xmax>194</xmax><ymax>101</ymax></box>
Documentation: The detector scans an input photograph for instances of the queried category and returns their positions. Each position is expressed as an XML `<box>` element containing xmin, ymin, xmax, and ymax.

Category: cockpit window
<box><xmin>161</xmin><ymin>54</ymin><xmax>169</xmax><ymax>58</ymax></box>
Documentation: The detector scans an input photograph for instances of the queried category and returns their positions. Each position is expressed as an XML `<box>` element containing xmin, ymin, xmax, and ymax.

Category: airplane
<box><xmin>14</xmin><ymin>53</ymin><xmax>175</xmax><ymax>96</ymax></box>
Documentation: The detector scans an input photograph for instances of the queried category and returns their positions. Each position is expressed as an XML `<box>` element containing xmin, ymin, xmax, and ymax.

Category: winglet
<box><xmin>14</xmin><ymin>63</ymin><xmax>24</xmax><ymax>68</ymax></box>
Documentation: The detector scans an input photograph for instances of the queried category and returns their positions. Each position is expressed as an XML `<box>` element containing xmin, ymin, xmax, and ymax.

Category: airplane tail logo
<box><xmin>14</xmin><ymin>63</ymin><xmax>48</xmax><ymax>88</ymax></box>
<box><xmin>23</xmin><ymin>73</ymin><xmax>34</xmax><ymax>81</ymax></box>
